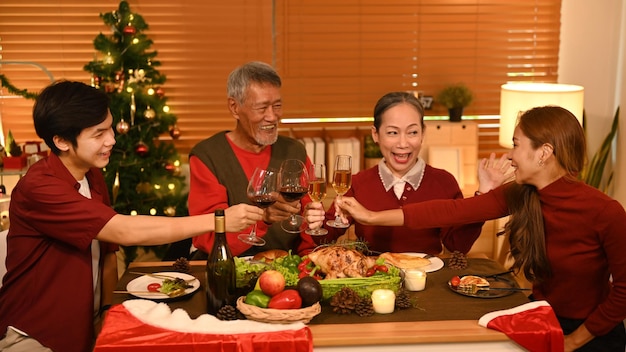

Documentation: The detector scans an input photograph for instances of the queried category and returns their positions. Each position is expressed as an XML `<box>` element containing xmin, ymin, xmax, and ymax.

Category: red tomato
<box><xmin>365</xmin><ymin>268</ymin><xmax>376</xmax><ymax>277</ymax></box>
<box><xmin>268</xmin><ymin>289</ymin><xmax>302</xmax><ymax>309</ymax></box>
<box><xmin>450</xmin><ymin>276</ymin><xmax>461</xmax><ymax>287</ymax></box>
<box><xmin>376</xmin><ymin>265</ymin><xmax>389</xmax><ymax>273</ymax></box>
<box><xmin>147</xmin><ymin>282</ymin><xmax>162</xmax><ymax>292</ymax></box>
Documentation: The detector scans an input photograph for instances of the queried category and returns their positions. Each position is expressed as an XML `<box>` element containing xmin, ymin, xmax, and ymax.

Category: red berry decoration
<box><xmin>123</xmin><ymin>25</ymin><xmax>136</xmax><ymax>35</ymax></box>
<box><xmin>135</xmin><ymin>141</ymin><xmax>149</xmax><ymax>157</ymax></box>
<box><xmin>164</xmin><ymin>162</ymin><xmax>176</xmax><ymax>173</ymax></box>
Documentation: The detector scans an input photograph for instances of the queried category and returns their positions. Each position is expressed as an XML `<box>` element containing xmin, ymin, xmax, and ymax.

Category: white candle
<box><xmin>404</xmin><ymin>269</ymin><xmax>427</xmax><ymax>291</ymax></box>
<box><xmin>371</xmin><ymin>289</ymin><xmax>395</xmax><ymax>314</ymax></box>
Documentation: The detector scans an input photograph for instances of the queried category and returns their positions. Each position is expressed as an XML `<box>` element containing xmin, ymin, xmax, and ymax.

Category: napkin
<box><xmin>94</xmin><ymin>300</ymin><xmax>313</xmax><ymax>352</ymax></box>
<box><xmin>478</xmin><ymin>300</ymin><xmax>563</xmax><ymax>352</ymax></box>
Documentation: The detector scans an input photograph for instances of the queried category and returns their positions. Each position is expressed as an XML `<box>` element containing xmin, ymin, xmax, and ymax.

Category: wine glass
<box><xmin>238</xmin><ymin>167</ymin><xmax>278</xmax><ymax>246</ymax></box>
<box><xmin>326</xmin><ymin>154</ymin><xmax>352</xmax><ymax>228</ymax></box>
<box><xmin>305</xmin><ymin>163</ymin><xmax>328</xmax><ymax>236</ymax></box>
<box><xmin>278</xmin><ymin>159</ymin><xmax>309</xmax><ymax>233</ymax></box>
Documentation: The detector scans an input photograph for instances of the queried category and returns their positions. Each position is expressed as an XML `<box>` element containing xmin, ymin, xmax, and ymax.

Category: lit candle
<box><xmin>404</xmin><ymin>269</ymin><xmax>427</xmax><ymax>291</ymax></box>
<box><xmin>371</xmin><ymin>289</ymin><xmax>395</xmax><ymax>314</ymax></box>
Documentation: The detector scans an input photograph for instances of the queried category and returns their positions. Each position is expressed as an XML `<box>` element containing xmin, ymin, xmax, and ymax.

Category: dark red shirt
<box><xmin>324</xmin><ymin>164</ymin><xmax>483</xmax><ymax>254</ymax></box>
<box><xmin>0</xmin><ymin>153</ymin><xmax>117</xmax><ymax>352</ymax></box>
<box><xmin>402</xmin><ymin>177</ymin><xmax>626</xmax><ymax>336</ymax></box>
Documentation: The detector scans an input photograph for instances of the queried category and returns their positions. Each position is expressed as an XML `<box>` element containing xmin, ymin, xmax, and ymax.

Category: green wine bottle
<box><xmin>205</xmin><ymin>209</ymin><xmax>236</xmax><ymax>315</ymax></box>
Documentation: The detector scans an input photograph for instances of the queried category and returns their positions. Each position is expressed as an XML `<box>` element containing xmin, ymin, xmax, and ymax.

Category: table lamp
<box><xmin>499</xmin><ymin>83</ymin><xmax>584</xmax><ymax>148</ymax></box>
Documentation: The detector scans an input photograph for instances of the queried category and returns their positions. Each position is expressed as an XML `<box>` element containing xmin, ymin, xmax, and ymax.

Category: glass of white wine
<box><xmin>305</xmin><ymin>163</ymin><xmax>328</xmax><ymax>236</ymax></box>
<box><xmin>326</xmin><ymin>155</ymin><xmax>352</xmax><ymax>228</ymax></box>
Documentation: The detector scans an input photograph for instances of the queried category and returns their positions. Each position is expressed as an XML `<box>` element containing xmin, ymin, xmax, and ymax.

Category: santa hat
<box><xmin>478</xmin><ymin>300</ymin><xmax>563</xmax><ymax>352</ymax></box>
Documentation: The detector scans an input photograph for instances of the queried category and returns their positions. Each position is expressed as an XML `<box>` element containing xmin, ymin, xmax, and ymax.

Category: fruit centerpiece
<box><xmin>234</xmin><ymin>243</ymin><xmax>407</xmax><ymax>323</ymax></box>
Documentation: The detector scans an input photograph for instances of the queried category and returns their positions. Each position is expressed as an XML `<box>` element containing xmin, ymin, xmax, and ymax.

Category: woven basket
<box><xmin>236</xmin><ymin>296</ymin><xmax>321</xmax><ymax>324</ymax></box>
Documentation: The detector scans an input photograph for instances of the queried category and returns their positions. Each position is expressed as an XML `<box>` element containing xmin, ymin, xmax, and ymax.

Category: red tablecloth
<box><xmin>94</xmin><ymin>304</ymin><xmax>313</xmax><ymax>352</ymax></box>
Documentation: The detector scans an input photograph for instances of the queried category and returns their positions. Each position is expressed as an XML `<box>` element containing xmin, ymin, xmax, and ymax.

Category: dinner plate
<box><xmin>447</xmin><ymin>275</ymin><xmax>517</xmax><ymax>299</ymax></box>
<box><xmin>126</xmin><ymin>272</ymin><xmax>200</xmax><ymax>300</ymax></box>
<box><xmin>400</xmin><ymin>252</ymin><xmax>444</xmax><ymax>273</ymax></box>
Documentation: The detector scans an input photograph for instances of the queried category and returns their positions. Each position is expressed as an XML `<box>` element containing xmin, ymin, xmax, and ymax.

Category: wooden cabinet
<box><xmin>420</xmin><ymin>121</ymin><xmax>478</xmax><ymax>191</ymax></box>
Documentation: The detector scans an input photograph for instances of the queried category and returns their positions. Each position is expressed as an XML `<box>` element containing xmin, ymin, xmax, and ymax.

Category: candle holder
<box><xmin>371</xmin><ymin>289</ymin><xmax>395</xmax><ymax>314</ymax></box>
<box><xmin>404</xmin><ymin>269</ymin><xmax>427</xmax><ymax>291</ymax></box>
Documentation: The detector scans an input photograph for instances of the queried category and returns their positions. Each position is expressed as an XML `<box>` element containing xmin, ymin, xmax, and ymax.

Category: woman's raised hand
<box><xmin>335</xmin><ymin>196</ymin><xmax>368</xmax><ymax>225</ymax></box>
<box><xmin>477</xmin><ymin>152</ymin><xmax>515</xmax><ymax>193</ymax></box>
<box><xmin>224</xmin><ymin>204</ymin><xmax>264</xmax><ymax>232</ymax></box>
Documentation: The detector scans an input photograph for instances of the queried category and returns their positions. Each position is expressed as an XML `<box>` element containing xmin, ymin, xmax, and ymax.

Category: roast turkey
<box><xmin>307</xmin><ymin>246</ymin><xmax>376</xmax><ymax>279</ymax></box>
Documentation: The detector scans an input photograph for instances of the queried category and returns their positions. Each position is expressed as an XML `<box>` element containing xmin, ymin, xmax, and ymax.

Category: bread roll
<box><xmin>252</xmin><ymin>249</ymin><xmax>289</xmax><ymax>262</ymax></box>
<box><xmin>379</xmin><ymin>252</ymin><xmax>431</xmax><ymax>269</ymax></box>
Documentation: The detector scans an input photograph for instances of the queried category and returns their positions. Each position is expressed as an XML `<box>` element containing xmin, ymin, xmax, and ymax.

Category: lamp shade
<box><xmin>499</xmin><ymin>83</ymin><xmax>584</xmax><ymax>148</ymax></box>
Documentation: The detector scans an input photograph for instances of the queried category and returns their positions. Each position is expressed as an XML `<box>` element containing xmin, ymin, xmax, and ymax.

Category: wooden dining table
<box><xmin>98</xmin><ymin>257</ymin><xmax>531</xmax><ymax>351</ymax></box>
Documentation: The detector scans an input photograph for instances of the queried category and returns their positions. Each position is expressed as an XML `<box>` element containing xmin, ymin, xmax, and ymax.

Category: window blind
<box><xmin>0</xmin><ymin>0</ymin><xmax>560</xmax><ymax>156</ymax></box>
<box><xmin>275</xmin><ymin>0</ymin><xmax>562</xmax><ymax>119</ymax></box>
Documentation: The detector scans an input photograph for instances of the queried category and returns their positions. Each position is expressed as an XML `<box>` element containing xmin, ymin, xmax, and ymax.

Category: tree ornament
<box><xmin>123</xmin><ymin>24</ymin><xmax>136</xmax><ymax>35</ymax></box>
<box><xmin>114</xmin><ymin>71</ymin><xmax>124</xmax><ymax>82</ymax></box>
<box><xmin>112</xmin><ymin>171</ymin><xmax>120</xmax><ymax>203</ymax></box>
<box><xmin>164</xmin><ymin>162</ymin><xmax>176</xmax><ymax>173</ymax></box>
<box><xmin>104</xmin><ymin>52</ymin><xmax>115</xmax><ymax>65</ymax></box>
<box><xmin>116</xmin><ymin>119</ymin><xmax>130</xmax><ymax>134</ymax></box>
<box><xmin>91</xmin><ymin>75</ymin><xmax>101</xmax><ymax>88</ymax></box>
<box><xmin>156</xmin><ymin>87</ymin><xmax>165</xmax><ymax>98</ymax></box>
<box><xmin>164</xmin><ymin>206</ymin><xmax>176</xmax><ymax>217</ymax></box>
<box><xmin>130</xmin><ymin>93</ymin><xmax>136</xmax><ymax>125</ymax></box>
<box><xmin>135</xmin><ymin>141</ymin><xmax>149</xmax><ymax>157</ymax></box>
<box><xmin>135</xmin><ymin>182</ymin><xmax>153</xmax><ymax>195</ymax></box>
<box><xmin>169</xmin><ymin>125</ymin><xmax>181</xmax><ymax>139</ymax></box>
<box><xmin>143</xmin><ymin>106</ymin><xmax>156</xmax><ymax>120</ymax></box>
<box><xmin>104</xmin><ymin>82</ymin><xmax>117</xmax><ymax>93</ymax></box>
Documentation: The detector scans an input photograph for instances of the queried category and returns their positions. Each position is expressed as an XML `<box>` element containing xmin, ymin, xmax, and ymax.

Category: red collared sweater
<box><xmin>402</xmin><ymin>177</ymin><xmax>626</xmax><ymax>336</ymax></box>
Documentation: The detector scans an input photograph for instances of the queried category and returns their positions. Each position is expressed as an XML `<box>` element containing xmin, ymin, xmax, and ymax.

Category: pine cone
<box><xmin>448</xmin><ymin>251</ymin><xmax>468</xmax><ymax>270</ymax></box>
<box><xmin>173</xmin><ymin>257</ymin><xmax>192</xmax><ymax>273</ymax></box>
<box><xmin>330</xmin><ymin>287</ymin><xmax>360</xmax><ymax>314</ymax></box>
<box><xmin>216</xmin><ymin>305</ymin><xmax>240</xmax><ymax>321</ymax></box>
<box><xmin>355</xmin><ymin>297</ymin><xmax>375</xmax><ymax>317</ymax></box>
<box><xmin>395</xmin><ymin>289</ymin><xmax>413</xmax><ymax>309</ymax></box>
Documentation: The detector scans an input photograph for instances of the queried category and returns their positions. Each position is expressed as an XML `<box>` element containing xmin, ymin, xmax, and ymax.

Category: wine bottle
<box><xmin>205</xmin><ymin>209</ymin><xmax>236</xmax><ymax>315</ymax></box>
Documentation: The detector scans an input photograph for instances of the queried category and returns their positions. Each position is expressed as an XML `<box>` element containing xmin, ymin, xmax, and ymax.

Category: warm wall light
<box><xmin>499</xmin><ymin>83</ymin><xmax>584</xmax><ymax>148</ymax></box>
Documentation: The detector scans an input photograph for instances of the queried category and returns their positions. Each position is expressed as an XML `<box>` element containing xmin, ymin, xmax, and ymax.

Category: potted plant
<box><xmin>436</xmin><ymin>83</ymin><xmax>473</xmax><ymax>122</ymax></box>
<box><xmin>363</xmin><ymin>134</ymin><xmax>382</xmax><ymax>168</ymax></box>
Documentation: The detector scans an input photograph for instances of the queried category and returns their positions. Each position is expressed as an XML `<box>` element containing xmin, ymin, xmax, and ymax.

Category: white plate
<box><xmin>126</xmin><ymin>272</ymin><xmax>200</xmax><ymax>300</ymax></box>
<box><xmin>400</xmin><ymin>252</ymin><xmax>444</xmax><ymax>273</ymax></box>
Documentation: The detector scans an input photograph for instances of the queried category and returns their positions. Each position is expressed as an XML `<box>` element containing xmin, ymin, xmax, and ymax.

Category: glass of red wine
<box><xmin>278</xmin><ymin>159</ymin><xmax>309</xmax><ymax>233</ymax></box>
<box><xmin>238</xmin><ymin>167</ymin><xmax>278</xmax><ymax>246</ymax></box>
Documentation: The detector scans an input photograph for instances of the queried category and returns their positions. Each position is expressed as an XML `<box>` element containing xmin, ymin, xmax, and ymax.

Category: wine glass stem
<box><xmin>249</xmin><ymin>223</ymin><xmax>258</xmax><ymax>238</ymax></box>
<box><xmin>334</xmin><ymin>194</ymin><xmax>343</xmax><ymax>224</ymax></box>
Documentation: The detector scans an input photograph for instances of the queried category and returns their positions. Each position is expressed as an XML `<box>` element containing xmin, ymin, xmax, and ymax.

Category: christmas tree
<box><xmin>84</xmin><ymin>1</ymin><xmax>187</xmax><ymax>265</ymax></box>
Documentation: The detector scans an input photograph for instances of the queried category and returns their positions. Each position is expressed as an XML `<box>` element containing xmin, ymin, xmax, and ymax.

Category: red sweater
<box><xmin>402</xmin><ymin>177</ymin><xmax>626</xmax><ymax>336</ymax></box>
<box><xmin>324</xmin><ymin>164</ymin><xmax>483</xmax><ymax>254</ymax></box>
<box><xmin>0</xmin><ymin>154</ymin><xmax>118</xmax><ymax>352</ymax></box>
<box><xmin>189</xmin><ymin>135</ymin><xmax>316</xmax><ymax>256</ymax></box>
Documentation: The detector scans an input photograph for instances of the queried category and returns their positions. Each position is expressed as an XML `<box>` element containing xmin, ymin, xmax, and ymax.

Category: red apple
<box><xmin>258</xmin><ymin>270</ymin><xmax>286</xmax><ymax>297</ymax></box>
